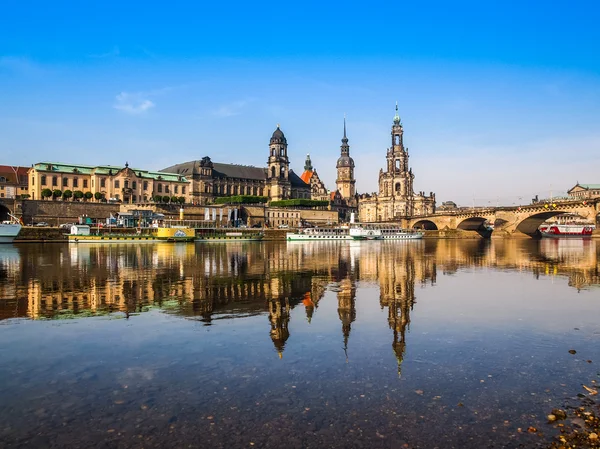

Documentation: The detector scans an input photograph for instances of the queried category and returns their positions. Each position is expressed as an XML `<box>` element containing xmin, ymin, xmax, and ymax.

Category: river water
<box><xmin>0</xmin><ymin>239</ymin><xmax>598</xmax><ymax>448</ymax></box>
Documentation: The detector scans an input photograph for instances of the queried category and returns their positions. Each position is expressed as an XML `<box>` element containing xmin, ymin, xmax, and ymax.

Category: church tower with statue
<box><xmin>358</xmin><ymin>104</ymin><xmax>436</xmax><ymax>222</ymax></box>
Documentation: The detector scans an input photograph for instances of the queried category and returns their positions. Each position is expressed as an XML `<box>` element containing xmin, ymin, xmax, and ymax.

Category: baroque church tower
<box><xmin>358</xmin><ymin>103</ymin><xmax>435</xmax><ymax>222</ymax></box>
<box><xmin>336</xmin><ymin>117</ymin><xmax>356</xmax><ymax>200</ymax></box>
<box><xmin>267</xmin><ymin>125</ymin><xmax>291</xmax><ymax>201</ymax></box>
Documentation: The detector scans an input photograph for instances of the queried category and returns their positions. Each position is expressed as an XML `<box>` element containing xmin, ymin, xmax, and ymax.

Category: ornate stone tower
<box><xmin>384</xmin><ymin>103</ymin><xmax>414</xmax><ymax>199</ymax></box>
<box><xmin>336</xmin><ymin>117</ymin><xmax>356</xmax><ymax>200</ymax></box>
<box><xmin>267</xmin><ymin>125</ymin><xmax>291</xmax><ymax>201</ymax></box>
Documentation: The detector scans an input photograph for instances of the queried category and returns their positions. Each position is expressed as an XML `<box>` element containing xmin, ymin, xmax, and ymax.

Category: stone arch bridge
<box><xmin>402</xmin><ymin>199</ymin><xmax>600</xmax><ymax>238</ymax></box>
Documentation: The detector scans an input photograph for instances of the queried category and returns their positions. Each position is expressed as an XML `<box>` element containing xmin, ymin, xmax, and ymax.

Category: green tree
<box><xmin>84</xmin><ymin>192</ymin><xmax>93</xmax><ymax>201</ymax></box>
<box><xmin>20</xmin><ymin>194</ymin><xmax>31</xmax><ymax>199</ymax></box>
<box><xmin>62</xmin><ymin>189</ymin><xmax>73</xmax><ymax>201</ymax></box>
<box><xmin>94</xmin><ymin>192</ymin><xmax>104</xmax><ymax>201</ymax></box>
<box><xmin>73</xmin><ymin>190</ymin><xmax>84</xmax><ymax>201</ymax></box>
<box><xmin>52</xmin><ymin>189</ymin><xmax>62</xmax><ymax>200</ymax></box>
<box><xmin>170</xmin><ymin>195</ymin><xmax>178</xmax><ymax>203</ymax></box>
<box><xmin>41</xmin><ymin>188</ymin><xmax>52</xmax><ymax>200</ymax></box>
<box><xmin>153</xmin><ymin>195</ymin><xmax>163</xmax><ymax>203</ymax></box>
<box><xmin>177</xmin><ymin>196</ymin><xmax>185</xmax><ymax>204</ymax></box>
<box><xmin>162</xmin><ymin>195</ymin><xmax>171</xmax><ymax>203</ymax></box>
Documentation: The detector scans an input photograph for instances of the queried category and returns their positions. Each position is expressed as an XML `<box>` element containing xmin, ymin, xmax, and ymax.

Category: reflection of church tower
<box><xmin>337</xmin><ymin>278</ymin><xmax>357</xmax><ymax>360</ymax></box>
<box><xmin>267</xmin><ymin>125</ymin><xmax>291</xmax><ymax>201</ymax></box>
<box><xmin>380</xmin><ymin>254</ymin><xmax>416</xmax><ymax>377</ymax></box>
<box><xmin>268</xmin><ymin>298</ymin><xmax>290</xmax><ymax>358</ymax></box>
<box><xmin>336</xmin><ymin>117</ymin><xmax>356</xmax><ymax>200</ymax></box>
<box><xmin>302</xmin><ymin>291</ymin><xmax>315</xmax><ymax>323</ymax></box>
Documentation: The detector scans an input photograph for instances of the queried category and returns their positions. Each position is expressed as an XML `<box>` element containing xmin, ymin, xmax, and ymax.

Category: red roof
<box><xmin>0</xmin><ymin>165</ymin><xmax>29</xmax><ymax>183</ymax></box>
<box><xmin>300</xmin><ymin>170</ymin><xmax>313</xmax><ymax>184</ymax></box>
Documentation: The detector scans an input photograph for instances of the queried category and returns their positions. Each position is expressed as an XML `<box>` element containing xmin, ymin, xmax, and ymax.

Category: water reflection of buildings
<box><xmin>0</xmin><ymin>240</ymin><xmax>598</xmax><ymax>365</ymax></box>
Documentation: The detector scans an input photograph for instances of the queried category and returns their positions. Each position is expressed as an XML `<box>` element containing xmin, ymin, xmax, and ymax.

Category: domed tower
<box><xmin>267</xmin><ymin>125</ymin><xmax>291</xmax><ymax>201</ymax></box>
<box><xmin>336</xmin><ymin>117</ymin><xmax>356</xmax><ymax>200</ymax></box>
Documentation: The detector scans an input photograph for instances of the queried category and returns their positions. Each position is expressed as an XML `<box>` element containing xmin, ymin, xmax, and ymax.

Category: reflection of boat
<box><xmin>540</xmin><ymin>224</ymin><xmax>594</xmax><ymax>238</ymax></box>
<box><xmin>68</xmin><ymin>225</ymin><xmax>195</xmax><ymax>243</ymax></box>
<box><xmin>372</xmin><ymin>227</ymin><xmax>424</xmax><ymax>240</ymax></box>
<box><xmin>0</xmin><ymin>214</ymin><xmax>22</xmax><ymax>244</ymax></box>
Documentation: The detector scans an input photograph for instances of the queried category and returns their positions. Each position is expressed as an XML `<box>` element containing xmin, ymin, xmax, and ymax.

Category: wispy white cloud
<box><xmin>88</xmin><ymin>46</ymin><xmax>120</xmax><ymax>59</ymax></box>
<box><xmin>212</xmin><ymin>100</ymin><xmax>251</xmax><ymax>118</ymax></box>
<box><xmin>0</xmin><ymin>56</ymin><xmax>45</xmax><ymax>76</ymax></box>
<box><xmin>113</xmin><ymin>92</ymin><xmax>155</xmax><ymax>114</ymax></box>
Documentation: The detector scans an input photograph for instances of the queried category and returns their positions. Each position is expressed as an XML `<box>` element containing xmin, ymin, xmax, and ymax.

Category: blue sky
<box><xmin>1</xmin><ymin>0</ymin><xmax>599</xmax><ymax>206</ymax></box>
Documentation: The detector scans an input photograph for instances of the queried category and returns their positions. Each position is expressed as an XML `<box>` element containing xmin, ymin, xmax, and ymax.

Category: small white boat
<box><xmin>0</xmin><ymin>214</ymin><xmax>23</xmax><ymax>244</ymax></box>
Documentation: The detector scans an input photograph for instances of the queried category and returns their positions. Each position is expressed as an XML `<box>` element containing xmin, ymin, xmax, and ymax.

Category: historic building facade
<box><xmin>568</xmin><ymin>183</ymin><xmax>600</xmax><ymax>200</ymax></box>
<box><xmin>161</xmin><ymin>126</ymin><xmax>310</xmax><ymax>205</ymax></box>
<box><xmin>28</xmin><ymin>162</ymin><xmax>191</xmax><ymax>203</ymax></box>
<box><xmin>0</xmin><ymin>165</ymin><xmax>29</xmax><ymax>199</ymax></box>
<box><xmin>358</xmin><ymin>106</ymin><xmax>435</xmax><ymax>222</ymax></box>
<box><xmin>299</xmin><ymin>154</ymin><xmax>329</xmax><ymax>202</ymax></box>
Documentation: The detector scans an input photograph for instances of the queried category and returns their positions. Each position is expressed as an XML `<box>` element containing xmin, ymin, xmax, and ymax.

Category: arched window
<box><xmin>280</xmin><ymin>148</ymin><xmax>284</xmax><ymax>156</ymax></box>
<box><xmin>395</xmin><ymin>183</ymin><xmax>401</xmax><ymax>192</ymax></box>
<box><xmin>0</xmin><ymin>176</ymin><xmax>5</xmax><ymax>182</ymax></box>
<box><xmin>271</xmin><ymin>166</ymin><xmax>276</xmax><ymax>178</ymax></box>
<box><xmin>395</xmin><ymin>159</ymin><xmax>400</xmax><ymax>170</ymax></box>
<box><xmin>41</xmin><ymin>175</ymin><xmax>46</xmax><ymax>185</ymax></box>
<box><xmin>52</xmin><ymin>176</ymin><xmax>58</xmax><ymax>187</ymax></box>
<box><xmin>394</xmin><ymin>135</ymin><xmax>400</xmax><ymax>145</ymax></box>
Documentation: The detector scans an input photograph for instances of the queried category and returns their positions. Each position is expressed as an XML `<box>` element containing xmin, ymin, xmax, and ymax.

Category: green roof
<box><xmin>33</xmin><ymin>162</ymin><xmax>187</xmax><ymax>183</ymax></box>
<box><xmin>577</xmin><ymin>184</ymin><xmax>600</xmax><ymax>189</ymax></box>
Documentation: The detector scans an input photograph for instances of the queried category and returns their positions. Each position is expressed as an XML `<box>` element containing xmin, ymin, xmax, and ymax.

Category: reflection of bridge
<box><xmin>406</xmin><ymin>199</ymin><xmax>600</xmax><ymax>237</ymax></box>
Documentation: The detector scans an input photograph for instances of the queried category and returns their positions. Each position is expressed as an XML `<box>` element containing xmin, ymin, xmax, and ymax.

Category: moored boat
<box><xmin>287</xmin><ymin>227</ymin><xmax>354</xmax><ymax>241</ymax></box>
<box><xmin>540</xmin><ymin>224</ymin><xmax>594</xmax><ymax>238</ymax></box>
<box><xmin>196</xmin><ymin>230</ymin><xmax>264</xmax><ymax>242</ymax></box>
<box><xmin>0</xmin><ymin>214</ymin><xmax>23</xmax><ymax>244</ymax></box>
<box><xmin>68</xmin><ymin>225</ymin><xmax>196</xmax><ymax>243</ymax></box>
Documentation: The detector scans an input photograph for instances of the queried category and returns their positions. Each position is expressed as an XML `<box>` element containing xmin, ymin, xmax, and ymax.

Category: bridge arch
<box><xmin>457</xmin><ymin>217</ymin><xmax>489</xmax><ymax>231</ymax></box>
<box><xmin>515</xmin><ymin>211</ymin><xmax>579</xmax><ymax>236</ymax></box>
<box><xmin>0</xmin><ymin>204</ymin><xmax>10</xmax><ymax>222</ymax></box>
<box><xmin>412</xmin><ymin>219</ymin><xmax>438</xmax><ymax>230</ymax></box>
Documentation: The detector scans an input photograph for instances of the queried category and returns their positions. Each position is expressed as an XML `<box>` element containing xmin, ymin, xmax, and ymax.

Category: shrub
<box><xmin>41</xmin><ymin>188</ymin><xmax>53</xmax><ymax>200</ymax></box>
<box><xmin>52</xmin><ymin>189</ymin><xmax>62</xmax><ymax>200</ymax></box>
<box><xmin>73</xmin><ymin>190</ymin><xmax>84</xmax><ymax>201</ymax></box>
<box><xmin>62</xmin><ymin>190</ymin><xmax>73</xmax><ymax>201</ymax></box>
<box><xmin>94</xmin><ymin>192</ymin><xmax>104</xmax><ymax>201</ymax></box>
<box><xmin>270</xmin><ymin>199</ymin><xmax>329</xmax><ymax>208</ymax></box>
<box><xmin>162</xmin><ymin>195</ymin><xmax>171</xmax><ymax>203</ymax></box>
<box><xmin>84</xmin><ymin>192</ymin><xmax>93</xmax><ymax>201</ymax></box>
<box><xmin>214</xmin><ymin>195</ymin><xmax>268</xmax><ymax>205</ymax></box>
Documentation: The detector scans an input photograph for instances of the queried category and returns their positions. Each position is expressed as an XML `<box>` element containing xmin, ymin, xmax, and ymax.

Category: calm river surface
<box><xmin>0</xmin><ymin>239</ymin><xmax>599</xmax><ymax>448</ymax></box>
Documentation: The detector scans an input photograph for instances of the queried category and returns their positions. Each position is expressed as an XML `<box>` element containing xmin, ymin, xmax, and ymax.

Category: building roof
<box><xmin>32</xmin><ymin>162</ymin><xmax>187</xmax><ymax>182</ymax></box>
<box><xmin>568</xmin><ymin>183</ymin><xmax>600</xmax><ymax>193</ymax></box>
<box><xmin>300</xmin><ymin>170</ymin><xmax>314</xmax><ymax>184</ymax></box>
<box><xmin>0</xmin><ymin>165</ymin><xmax>29</xmax><ymax>183</ymax></box>
<box><xmin>213</xmin><ymin>163</ymin><xmax>267</xmax><ymax>180</ymax></box>
<box><xmin>289</xmin><ymin>170</ymin><xmax>309</xmax><ymax>188</ymax></box>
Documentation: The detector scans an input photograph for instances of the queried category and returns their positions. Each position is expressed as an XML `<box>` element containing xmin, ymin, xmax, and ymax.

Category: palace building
<box><xmin>358</xmin><ymin>105</ymin><xmax>435</xmax><ymax>222</ymax></box>
<box><xmin>28</xmin><ymin>162</ymin><xmax>191</xmax><ymax>203</ymax></box>
<box><xmin>161</xmin><ymin>126</ymin><xmax>311</xmax><ymax>205</ymax></box>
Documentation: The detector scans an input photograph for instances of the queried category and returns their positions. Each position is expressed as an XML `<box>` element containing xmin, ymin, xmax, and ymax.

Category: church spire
<box><xmin>340</xmin><ymin>116</ymin><xmax>349</xmax><ymax>155</ymax></box>
<box><xmin>393</xmin><ymin>101</ymin><xmax>401</xmax><ymax>125</ymax></box>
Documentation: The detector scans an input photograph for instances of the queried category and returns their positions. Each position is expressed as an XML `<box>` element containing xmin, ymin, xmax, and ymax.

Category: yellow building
<box><xmin>28</xmin><ymin>162</ymin><xmax>192</xmax><ymax>204</ymax></box>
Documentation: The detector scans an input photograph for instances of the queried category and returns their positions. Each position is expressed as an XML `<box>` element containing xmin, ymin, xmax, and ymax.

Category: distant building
<box><xmin>358</xmin><ymin>105</ymin><xmax>435</xmax><ymax>222</ymax></box>
<box><xmin>333</xmin><ymin>118</ymin><xmax>358</xmax><ymax>221</ymax></box>
<box><xmin>299</xmin><ymin>154</ymin><xmax>329</xmax><ymax>202</ymax></box>
<box><xmin>0</xmin><ymin>165</ymin><xmax>29</xmax><ymax>199</ymax></box>
<box><xmin>161</xmin><ymin>126</ymin><xmax>311</xmax><ymax>205</ymax></box>
<box><xmin>438</xmin><ymin>201</ymin><xmax>458</xmax><ymax>211</ymax></box>
<box><xmin>568</xmin><ymin>183</ymin><xmax>600</xmax><ymax>200</ymax></box>
<box><xmin>28</xmin><ymin>162</ymin><xmax>191</xmax><ymax>203</ymax></box>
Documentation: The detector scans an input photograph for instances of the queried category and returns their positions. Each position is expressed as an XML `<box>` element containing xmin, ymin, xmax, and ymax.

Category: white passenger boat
<box><xmin>0</xmin><ymin>214</ymin><xmax>23</xmax><ymax>244</ymax></box>
<box><xmin>376</xmin><ymin>227</ymin><xmax>424</xmax><ymax>240</ymax></box>
<box><xmin>286</xmin><ymin>227</ymin><xmax>354</xmax><ymax>241</ymax></box>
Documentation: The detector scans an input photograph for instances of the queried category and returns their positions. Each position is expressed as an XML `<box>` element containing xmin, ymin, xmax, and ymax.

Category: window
<box><xmin>280</xmin><ymin>148</ymin><xmax>284</xmax><ymax>156</ymax></box>
<box><xmin>114</xmin><ymin>180</ymin><xmax>120</xmax><ymax>189</ymax></box>
<box><xmin>100</xmin><ymin>178</ymin><xmax>106</xmax><ymax>188</ymax></box>
<box><xmin>182</xmin><ymin>186</ymin><xmax>186</xmax><ymax>194</ymax></box>
<box><xmin>165</xmin><ymin>185</ymin><xmax>169</xmax><ymax>193</ymax></box>
<box><xmin>0</xmin><ymin>177</ymin><xmax>5</xmax><ymax>182</ymax></box>
<box><xmin>143</xmin><ymin>181</ymin><xmax>148</xmax><ymax>191</ymax></box>
<box><xmin>174</xmin><ymin>185</ymin><xmax>178</xmax><ymax>194</ymax></box>
<box><xmin>124</xmin><ymin>180</ymin><xmax>129</xmax><ymax>189</ymax></box>
<box><xmin>132</xmin><ymin>181</ymin><xmax>136</xmax><ymax>189</ymax></box>
<box><xmin>63</xmin><ymin>178</ymin><xmax>69</xmax><ymax>187</ymax></box>
<box><xmin>73</xmin><ymin>178</ymin><xmax>78</xmax><ymax>188</ymax></box>
<box><xmin>83</xmin><ymin>179</ymin><xmax>88</xmax><ymax>188</ymax></box>
<box><xmin>133</xmin><ymin>195</ymin><xmax>137</xmax><ymax>203</ymax></box>
<box><xmin>52</xmin><ymin>176</ymin><xmax>57</xmax><ymax>186</ymax></box>
<box><xmin>158</xmin><ymin>184</ymin><xmax>162</xmax><ymax>193</ymax></box>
